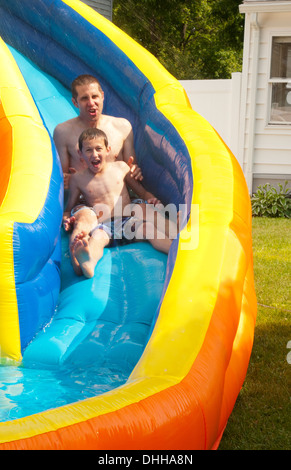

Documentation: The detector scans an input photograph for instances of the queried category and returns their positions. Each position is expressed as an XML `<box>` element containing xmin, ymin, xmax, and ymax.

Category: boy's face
<box><xmin>79</xmin><ymin>136</ymin><xmax>110</xmax><ymax>174</ymax></box>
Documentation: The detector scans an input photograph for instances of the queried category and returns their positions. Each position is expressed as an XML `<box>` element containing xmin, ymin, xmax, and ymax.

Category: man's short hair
<box><xmin>71</xmin><ymin>74</ymin><xmax>103</xmax><ymax>100</ymax></box>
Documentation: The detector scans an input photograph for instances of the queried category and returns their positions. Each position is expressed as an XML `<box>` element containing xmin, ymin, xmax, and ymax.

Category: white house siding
<box><xmin>81</xmin><ymin>0</ymin><xmax>112</xmax><ymax>21</ymax></box>
<box><xmin>239</xmin><ymin>1</ymin><xmax>291</xmax><ymax>193</ymax></box>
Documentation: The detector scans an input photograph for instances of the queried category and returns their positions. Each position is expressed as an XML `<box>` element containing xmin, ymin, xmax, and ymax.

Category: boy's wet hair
<box><xmin>71</xmin><ymin>74</ymin><xmax>102</xmax><ymax>100</ymax></box>
<box><xmin>78</xmin><ymin>128</ymin><xmax>109</xmax><ymax>150</ymax></box>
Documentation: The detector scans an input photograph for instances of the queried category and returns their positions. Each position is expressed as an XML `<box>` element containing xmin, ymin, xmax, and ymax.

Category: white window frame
<box><xmin>268</xmin><ymin>34</ymin><xmax>291</xmax><ymax>126</ymax></box>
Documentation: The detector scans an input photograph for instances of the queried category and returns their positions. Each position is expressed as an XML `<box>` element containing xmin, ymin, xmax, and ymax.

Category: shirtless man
<box><xmin>63</xmin><ymin>128</ymin><xmax>172</xmax><ymax>278</ymax></box>
<box><xmin>53</xmin><ymin>74</ymin><xmax>143</xmax><ymax>189</ymax></box>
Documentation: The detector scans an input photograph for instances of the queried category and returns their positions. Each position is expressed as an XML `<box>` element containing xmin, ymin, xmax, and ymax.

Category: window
<box><xmin>269</xmin><ymin>37</ymin><xmax>291</xmax><ymax>125</ymax></box>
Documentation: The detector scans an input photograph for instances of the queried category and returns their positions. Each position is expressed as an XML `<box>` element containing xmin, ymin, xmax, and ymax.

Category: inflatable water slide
<box><xmin>0</xmin><ymin>0</ymin><xmax>257</xmax><ymax>449</ymax></box>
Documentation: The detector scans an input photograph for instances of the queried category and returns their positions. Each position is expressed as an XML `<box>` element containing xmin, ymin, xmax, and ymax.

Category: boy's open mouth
<box><xmin>91</xmin><ymin>159</ymin><xmax>101</xmax><ymax>169</ymax></box>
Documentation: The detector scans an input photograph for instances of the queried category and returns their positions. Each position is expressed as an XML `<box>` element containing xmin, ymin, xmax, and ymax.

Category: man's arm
<box><xmin>121</xmin><ymin>121</ymin><xmax>143</xmax><ymax>181</ymax></box>
<box><xmin>124</xmin><ymin>159</ymin><xmax>160</xmax><ymax>205</ymax></box>
<box><xmin>53</xmin><ymin>124</ymin><xmax>71</xmax><ymax>189</ymax></box>
<box><xmin>63</xmin><ymin>174</ymin><xmax>81</xmax><ymax>231</ymax></box>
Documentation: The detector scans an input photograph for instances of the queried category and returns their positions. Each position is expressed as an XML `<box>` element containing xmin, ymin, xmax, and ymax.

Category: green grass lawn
<box><xmin>219</xmin><ymin>217</ymin><xmax>291</xmax><ymax>450</ymax></box>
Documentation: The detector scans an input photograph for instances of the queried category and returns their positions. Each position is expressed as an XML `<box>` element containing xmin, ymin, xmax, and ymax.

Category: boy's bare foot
<box><xmin>71</xmin><ymin>230</ymin><xmax>88</xmax><ymax>248</ymax></box>
<box><xmin>72</xmin><ymin>232</ymin><xmax>95</xmax><ymax>278</ymax></box>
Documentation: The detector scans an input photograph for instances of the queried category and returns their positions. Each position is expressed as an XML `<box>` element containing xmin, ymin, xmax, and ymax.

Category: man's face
<box><xmin>73</xmin><ymin>82</ymin><xmax>104</xmax><ymax>122</ymax></box>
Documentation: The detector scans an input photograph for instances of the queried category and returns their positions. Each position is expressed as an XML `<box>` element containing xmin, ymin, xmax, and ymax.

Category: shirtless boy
<box><xmin>53</xmin><ymin>74</ymin><xmax>143</xmax><ymax>189</ymax></box>
<box><xmin>63</xmin><ymin>128</ymin><xmax>173</xmax><ymax>278</ymax></box>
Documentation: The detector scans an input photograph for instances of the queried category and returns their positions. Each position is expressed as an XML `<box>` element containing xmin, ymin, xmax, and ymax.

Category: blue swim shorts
<box><xmin>90</xmin><ymin>216</ymin><xmax>144</xmax><ymax>247</ymax></box>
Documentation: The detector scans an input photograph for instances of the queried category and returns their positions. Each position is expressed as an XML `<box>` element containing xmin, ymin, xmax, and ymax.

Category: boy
<box><xmin>63</xmin><ymin>128</ymin><xmax>173</xmax><ymax>278</ymax></box>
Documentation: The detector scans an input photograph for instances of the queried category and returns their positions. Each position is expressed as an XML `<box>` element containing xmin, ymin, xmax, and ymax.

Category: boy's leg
<box><xmin>69</xmin><ymin>208</ymin><xmax>97</xmax><ymax>274</ymax></box>
<box><xmin>70</xmin><ymin>207</ymin><xmax>97</xmax><ymax>241</ymax></box>
<box><xmin>131</xmin><ymin>202</ymin><xmax>180</xmax><ymax>240</ymax></box>
<box><xmin>135</xmin><ymin>220</ymin><xmax>172</xmax><ymax>254</ymax></box>
<box><xmin>71</xmin><ymin>228</ymin><xmax>110</xmax><ymax>278</ymax></box>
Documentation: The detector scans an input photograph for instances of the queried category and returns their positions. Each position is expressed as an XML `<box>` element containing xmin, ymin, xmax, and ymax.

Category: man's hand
<box><xmin>127</xmin><ymin>156</ymin><xmax>143</xmax><ymax>181</ymax></box>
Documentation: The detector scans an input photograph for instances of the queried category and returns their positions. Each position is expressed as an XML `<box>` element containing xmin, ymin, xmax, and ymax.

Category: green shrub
<box><xmin>251</xmin><ymin>181</ymin><xmax>291</xmax><ymax>218</ymax></box>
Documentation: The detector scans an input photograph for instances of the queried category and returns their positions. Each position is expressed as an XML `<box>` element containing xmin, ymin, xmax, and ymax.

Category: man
<box><xmin>53</xmin><ymin>74</ymin><xmax>143</xmax><ymax>189</ymax></box>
